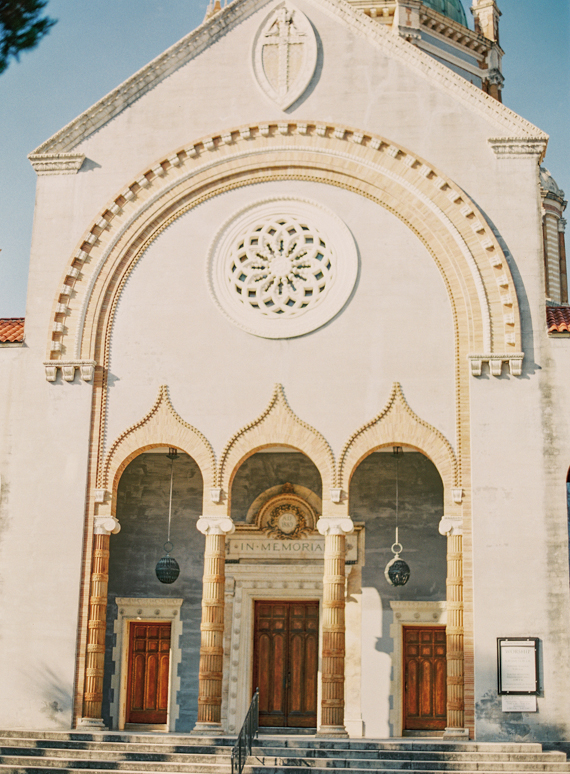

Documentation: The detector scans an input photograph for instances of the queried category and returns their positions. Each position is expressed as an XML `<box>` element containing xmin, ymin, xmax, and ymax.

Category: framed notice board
<box><xmin>497</xmin><ymin>638</ymin><xmax>539</xmax><ymax>695</ymax></box>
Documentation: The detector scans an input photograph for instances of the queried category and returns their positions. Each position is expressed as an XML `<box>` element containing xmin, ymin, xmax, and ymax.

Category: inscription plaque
<box><xmin>497</xmin><ymin>638</ymin><xmax>539</xmax><ymax>695</ymax></box>
<box><xmin>226</xmin><ymin>534</ymin><xmax>359</xmax><ymax>562</ymax></box>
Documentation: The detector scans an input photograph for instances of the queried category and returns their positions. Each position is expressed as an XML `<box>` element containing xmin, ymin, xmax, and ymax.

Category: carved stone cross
<box><xmin>263</xmin><ymin>8</ymin><xmax>306</xmax><ymax>100</ymax></box>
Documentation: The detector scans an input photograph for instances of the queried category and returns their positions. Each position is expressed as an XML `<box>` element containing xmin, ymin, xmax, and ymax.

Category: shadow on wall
<box><xmin>476</xmin><ymin>690</ymin><xmax>568</xmax><ymax>743</ymax></box>
<box><xmin>30</xmin><ymin>665</ymin><xmax>73</xmax><ymax>728</ymax></box>
<box><xmin>360</xmin><ymin>586</ymin><xmax>392</xmax><ymax>738</ymax></box>
<box><xmin>351</xmin><ymin>451</ymin><xmax>447</xmax><ymax>608</ymax></box>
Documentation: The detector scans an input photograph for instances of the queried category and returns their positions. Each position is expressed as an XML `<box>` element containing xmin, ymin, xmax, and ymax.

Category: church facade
<box><xmin>0</xmin><ymin>0</ymin><xmax>569</xmax><ymax>743</ymax></box>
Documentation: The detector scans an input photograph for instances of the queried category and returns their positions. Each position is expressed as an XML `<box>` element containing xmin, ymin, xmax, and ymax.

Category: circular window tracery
<box><xmin>231</xmin><ymin>215</ymin><xmax>333</xmax><ymax>318</ymax></box>
<box><xmin>208</xmin><ymin>197</ymin><xmax>358</xmax><ymax>338</ymax></box>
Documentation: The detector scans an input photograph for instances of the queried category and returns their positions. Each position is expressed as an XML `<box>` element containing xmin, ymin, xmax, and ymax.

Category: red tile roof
<box><xmin>0</xmin><ymin>318</ymin><xmax>25</xmax><ymax>343</ymax></box>
<box><xmin>547</xmin><ymin>306</ymin><xmax>570</xmax><ymax>333</ymax></box>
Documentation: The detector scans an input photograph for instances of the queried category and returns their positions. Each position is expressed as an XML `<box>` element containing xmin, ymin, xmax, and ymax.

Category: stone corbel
<box><xmin>488</xmin><ymin>138</ymin><xmax>547</xmax><ymax>162</ymax></box>
<box><xmin>44</xmin><ymin>360</ymin><xmax>96</xmax><ymax>382</ymax></box>
<box><xmin>28</xmin><ymin>152</ymin><xmax>86</xmax><ymax>175</ymax></box>
<box><xmin>94</xmin><ymin>489</ymin><xmax>108</xmax><ymax>504</ymax></box>
<box><xmin>196</xmin><ymin>517</ymin><xmax>235</xmax><ymax>536</ymax></box>
<box><xmin>329</xmin><ymin>488</ymin><xmax>345</xmax><ymax>504</ymax></box>
<box><xmin>209</xmin><ymin>487</ymin><xmax>223</xmax><ymax>503</ymax></box>
<box><xmin>452</xmin><ymin>488</ymin><xmax>463</xmax><ymax>504</ymax></box>
<box><xmin>94</xmin><ymin>515</ymin><xmax>121</xmax><ymax>535</ymax></box>
<box><xmin>438</xmin><ymin>514</ymin><xmax>463</xmax><ymax>537</ymax></box>
<box><xmin>468</xmin><ymin>353</ymin><xmax>524</xmax><ymax>377</ymax></box>
<box><xmin>317</xmin><ymin>517</ymin><xmax>354</xmax><ymax>536</ymax></box>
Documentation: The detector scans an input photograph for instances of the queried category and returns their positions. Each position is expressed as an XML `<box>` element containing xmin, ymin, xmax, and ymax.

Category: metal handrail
<box><xmin>231</xmin><ymin>688</ymin><xmax>259</xmax><ymax>774</ymax></box>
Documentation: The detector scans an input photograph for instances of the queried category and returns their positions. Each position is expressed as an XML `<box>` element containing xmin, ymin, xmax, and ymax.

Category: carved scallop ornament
<box><xmin>252</xmin><ymin>2</ymin><xmax>318</xmax><ymax>111</ymax></box>
<box><xmin>207</xmin><ymin>197</ymin><xmax>358</xmax><ymax>339</ymax></box>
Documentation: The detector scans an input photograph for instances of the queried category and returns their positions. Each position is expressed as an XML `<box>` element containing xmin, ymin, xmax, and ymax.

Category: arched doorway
<box><xmin>102</xmin><ymin>449</ymin><xmax>204</xmax><ymax>732</ymax></box>
<box><xmin>225</xmin><ymin>447</ymin><xmax>325</xmax><ymax>733</ymax></box>
<box><xmin>349</xmin><ymin>446</ymin><xmax>446</xmax><ymax>737</ymax></box>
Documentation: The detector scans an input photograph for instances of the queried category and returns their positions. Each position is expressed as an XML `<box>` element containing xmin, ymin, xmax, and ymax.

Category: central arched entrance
<box><xmin>225</xmin><ymin>446</ymin><xmax>325</xmax><ymax>733</ymax></box>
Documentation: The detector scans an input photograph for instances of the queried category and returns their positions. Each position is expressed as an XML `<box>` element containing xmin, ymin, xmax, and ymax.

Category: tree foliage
<box><xmin>0</xmin><ymin>0</ymin><xmax>56</xmax><ymax>74</ymax></box>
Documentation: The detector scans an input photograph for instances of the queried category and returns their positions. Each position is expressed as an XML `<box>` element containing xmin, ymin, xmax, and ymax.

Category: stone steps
<box><xmin>246</xmin><ymin>737</ymin><xmax>570</xmax><ymax>774</ymax></box>
<box><xmin>246</xmin><ymin>762</ymin><xmax>570</xmax><ymax>772</ymax></box>
<box><xmin>0</xmin><ymin>733</ymin><xmax>233</xmax><ymax>774</ymax></box>
<box><xmin>254</xmin><ymin>746</ymin><xmax>567</xmax><ymax>762</ymax></box>
<box><xmin>0</xmin><ymin>731</ymin><xmax>567</xmax><ymax>774</ymax></box>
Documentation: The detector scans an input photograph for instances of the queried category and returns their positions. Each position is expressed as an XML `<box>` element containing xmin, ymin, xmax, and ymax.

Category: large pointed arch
<box><xmin>44</xmin><ymin>120</ymin><xmax>523</xmax><ymax>383</ymax></box>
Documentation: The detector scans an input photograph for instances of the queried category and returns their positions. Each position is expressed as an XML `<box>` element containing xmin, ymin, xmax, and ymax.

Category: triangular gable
<box><xmin>30</xmin><ymin>0</ymin><xmax>547</xmax><ymax>158</ymax></box>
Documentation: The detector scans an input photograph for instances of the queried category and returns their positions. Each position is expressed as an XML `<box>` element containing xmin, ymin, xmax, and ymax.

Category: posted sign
<box><xmin>497</xmin><ymin>638</ymin><xmax>539</xmax><ymax>695</ymax></box>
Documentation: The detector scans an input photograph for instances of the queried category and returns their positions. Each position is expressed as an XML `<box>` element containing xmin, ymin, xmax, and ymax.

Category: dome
<box><xmin>540</xmin><ymin>167</ymin><xmax>565</xmax><ymax>200</ymax></box>
<box><xmin>421</xmin><ymin>0</ymin><xmax>468</xmax><ymax>26</ymax></box>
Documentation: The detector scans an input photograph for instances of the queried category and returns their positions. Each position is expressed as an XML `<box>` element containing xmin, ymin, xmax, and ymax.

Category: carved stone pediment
<box><xmin>252</xmin><ymin>2</ymin><xmax>318</xmax><ymax>110</ymax></box>
<box><xmin>227</xmin><ymin>484</ymin><xmax>364</xmax><ymax>563</ymax></box>
<box><xmin>256</xmin><ymin>489</ymin><xmax>317</xmax><ymax>539</ymax></box>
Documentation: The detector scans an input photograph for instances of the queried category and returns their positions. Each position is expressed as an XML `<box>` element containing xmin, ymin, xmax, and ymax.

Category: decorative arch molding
<box><xmin>218</xmin><ymin>383</ymin><xmax>335</xmax><ymax>502</ymax></box>
<box><xmin>99</xmin><ymin>385</ymin><xmax>216</xmax><ymax>512</ymax></box>
<box><xmin>339</xmin><ymin>382</ymin><xmax>459</xmax><ymax>510</ymax></box>
<box><xmin>43</xmin><ymin>120</ymin><xmax>523</xmax><ymax>382</ymax></box>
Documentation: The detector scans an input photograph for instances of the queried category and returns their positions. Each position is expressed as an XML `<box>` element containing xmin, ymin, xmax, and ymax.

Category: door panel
<box><xmin>404</xmin><ymin>626</ymin><xmax>447</xmax><ymax>731</ymax></box>
<box><xmin>253</xmin><ymin>601</ymin><xmax>319</xmax><ymax>728</ymax></box>
<box><xmin>126</xmin><ymin>622</ymin><xmax>171</xmax><ymax>725</ymax></box>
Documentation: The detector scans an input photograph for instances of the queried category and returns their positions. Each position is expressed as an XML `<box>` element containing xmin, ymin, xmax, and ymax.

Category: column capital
<box><xmin>94</xmin><ymin>516</ymin><xmax>121</xmax><ymax>535</ymax></box>
<box><xmin>317</xmin><ymin>517</ymin><xmax>354</xmax><ymax>536</ymax></box>
<box><xmin>438</xmin><ymin>515</ymin><xmax>463</xmax><ymax>536</ymax></box>
<box><xmin>196</xmin><ymin>517</ymin><xmax>235</xmax><ymax>535</ymax></box>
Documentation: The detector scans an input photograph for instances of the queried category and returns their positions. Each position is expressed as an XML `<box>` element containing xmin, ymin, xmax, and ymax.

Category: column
<box><xmin>77</xmin><ymin>515</ymin><xmax>120</xmax><ymax>729</ymax></box>
<box><xmin>439</xmin><ymin>514</ymin><xmax>468</xmax><ymax>738</ymax></box>
<box><xmin>193</xmin><ymin>517</ymin><xmax>234</xmax><ymax>735</ymax></box>
<box><xmin>445</xmin><ymin>533</ymin><xmax>465</xmax><ymax>733</ymax></box>
<box><xmin>317</xmin><ymin>518</ymin><xmax>353</xmax><ymax>737</ymax></box>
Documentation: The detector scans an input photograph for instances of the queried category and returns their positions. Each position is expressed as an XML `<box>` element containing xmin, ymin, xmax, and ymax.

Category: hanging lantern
<box><xmin>155</xmin><ymin>448</ymin><xmax>181</xmax><ymax>584</ymax></box>
<box><xmin>156</xmin><ymin>541</ymin><xmax>180</xmax><ymax>584</ymax></box>
<box><xmin>385</xmin><ymin>553</ymin><xmax>411</xmax><ymax>587</ymax></box>
<box><xmin>384</xmin><ymin>446</ymin><xmax>411</xmax><ymax>587</ymax></box>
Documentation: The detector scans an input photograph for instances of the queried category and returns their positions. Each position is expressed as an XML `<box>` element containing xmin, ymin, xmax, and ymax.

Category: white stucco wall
<box><xmin>105</xmin><ymin>179</ymin><xmax>455</xmax><ymax>456</ymax></box>
<box><xmin>1</xmin><ymin>0</ymin><xmax>568</xmax><ymax>739</ymax></box>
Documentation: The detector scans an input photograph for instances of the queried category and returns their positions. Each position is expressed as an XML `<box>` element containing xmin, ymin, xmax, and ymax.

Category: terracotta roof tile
<box><xmin>0</xmin><ymin>318</ymin><xmax>25</xmax><ymax>343</ymax></box>
<box><xmin>547</xmin><ymin>306</ymin><xmax>570</xmax><ymax>333</ymax></box>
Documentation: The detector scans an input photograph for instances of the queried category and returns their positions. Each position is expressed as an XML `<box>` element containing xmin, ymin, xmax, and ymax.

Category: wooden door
<box><xmin>126</xmin><ymin>622</ymin><xmax>171</xmax><ymax>724</ymax></box>
<box><xmin>253</xmin><ymin>601</ymin><xmax>319</xmax><ymax>728</ymax></box>
<box><xmin>403</xmin><ymin>626</ymin><xmax>447</xmax><ymax>731</ymax></box>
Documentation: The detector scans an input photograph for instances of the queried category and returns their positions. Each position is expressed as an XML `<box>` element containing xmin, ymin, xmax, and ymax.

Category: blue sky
<box><xmin>0</xmin><ymin>0</ymin><xmax>568</xmax><ymax>316</ymax></box>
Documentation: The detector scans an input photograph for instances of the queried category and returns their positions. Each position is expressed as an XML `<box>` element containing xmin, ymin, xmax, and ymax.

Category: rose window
<box><xmin>208</xmin><ymin>197</ymin><xmax>358</xmax><ymax>339</ymax></box>
<box><xmin>229</xmin><ymin>216</ymin><xmax>333</xmax><ymax>318</ymax></box>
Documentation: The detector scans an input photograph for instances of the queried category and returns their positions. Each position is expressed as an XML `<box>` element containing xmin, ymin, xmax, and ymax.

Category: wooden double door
<box><xmin>403</xmin><ymin>626</ymin><xmax>447</xmax><ymax>731</ymax></box>
<box><xmin>125</xmin><ymin>622</ymin><xmax>171</xmax><ymax>725</ymax></box>
<box><xmin>253</xmin><ymin>601</ymin><xmax>319</xmax><ymax>728</ymax></box>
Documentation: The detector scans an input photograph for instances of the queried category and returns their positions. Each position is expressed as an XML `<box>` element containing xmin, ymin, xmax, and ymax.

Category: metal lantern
<box><xmin>384</xmin><ymin>446</ymin><xmax>411</xmax><ymax>587</ymax></box>
<box><xmin>155</xmin><ymin>542</ymin><xmax>180</xmax><ymax>584</ymax></box>
<box><xmin>384</xmin><ymin>554</ymin><xmax>411</xmax><ymax>587</ymax></box>
<box><xmin>155</xmin><ymin>448</ymin><xmax>181</xmax><ymax>584</ymax></box>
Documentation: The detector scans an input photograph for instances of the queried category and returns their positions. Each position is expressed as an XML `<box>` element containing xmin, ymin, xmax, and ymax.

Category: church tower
<box><xmin>346</xmin><ymin>0</ymin><xmax>504</xmax><ymax>99</ymax></box>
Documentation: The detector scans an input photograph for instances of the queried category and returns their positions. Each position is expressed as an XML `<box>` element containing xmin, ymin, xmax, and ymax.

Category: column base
<box><xmin>191</xmin><ymin>722</ymin><xmax>225</xmax><ymax>736</ymax></box>
<box><xmin>443</xmin><ymin>727</ymin><xmax>470</xmax><ymax>739</ymax></box>
<box><xmin>316</xmin><ymin>725</ymin><xmax>349</xmax><ymax>738</ymax></box>
<box><xmin>75</xmin><ymin>717</ymin><xmax>107</xmax><ymax>731</ymax></box>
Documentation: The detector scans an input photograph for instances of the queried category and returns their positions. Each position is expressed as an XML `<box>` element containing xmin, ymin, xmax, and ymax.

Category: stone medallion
<box><xmin>252</xmin><ymin>2</ymin><xmax>318</xmax><ymax>110</ymax></box>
